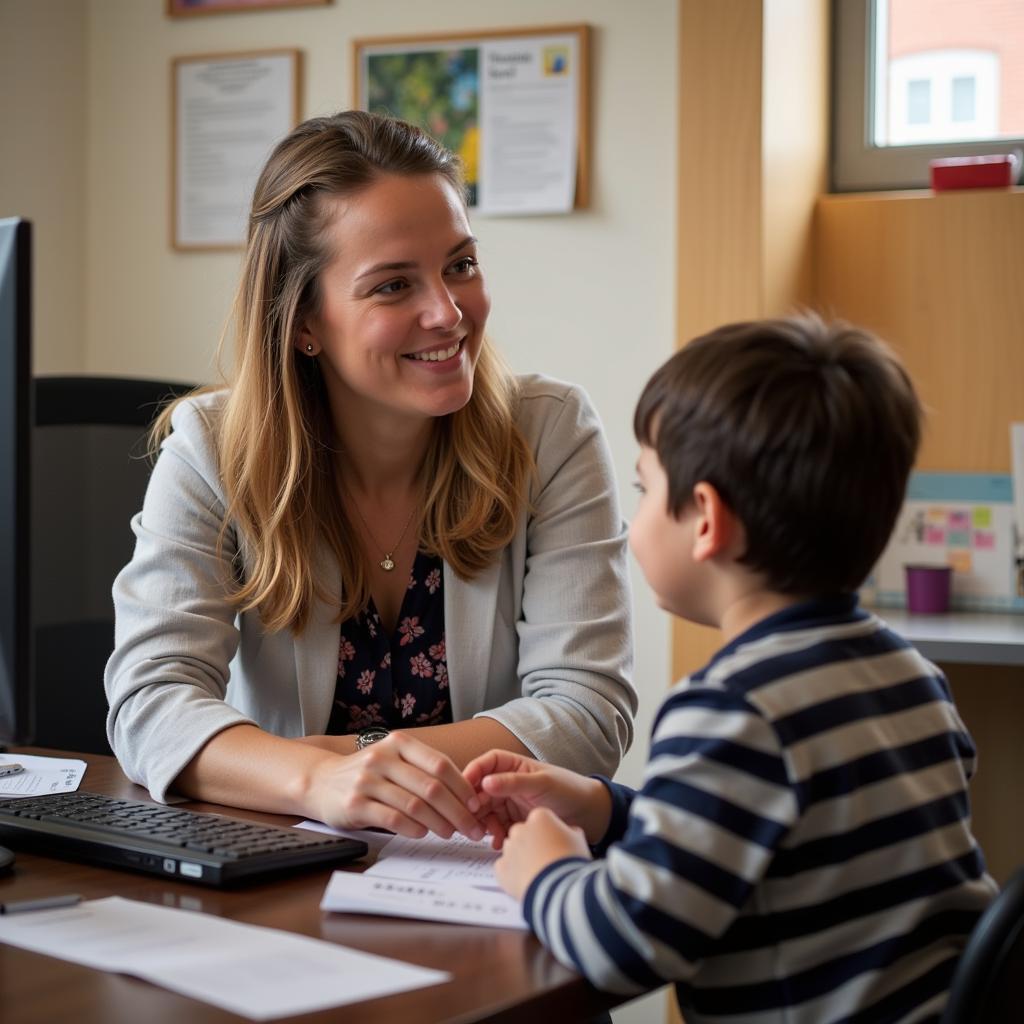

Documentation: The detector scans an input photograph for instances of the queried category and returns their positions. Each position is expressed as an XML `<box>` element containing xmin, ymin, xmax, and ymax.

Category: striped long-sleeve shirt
<box><xmin>524</xmin><ymin>595</ymin><xmax>996</xmax><ymax>1024</ymax></box>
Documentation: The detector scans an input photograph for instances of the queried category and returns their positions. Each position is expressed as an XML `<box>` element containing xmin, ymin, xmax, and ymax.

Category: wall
<box><xmin>0</xmin><ymin>0</ymin><xmax>88</xmax><ymax>374</ymax></box>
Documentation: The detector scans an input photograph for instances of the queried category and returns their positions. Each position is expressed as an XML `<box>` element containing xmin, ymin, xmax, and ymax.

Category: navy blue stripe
<box><xmin>580</xmin><ymin>872</ymin><xmax>663</xmax><ymax>989</ymax></box>
<box><xmin>835</xmin><ymin>953</ymin><xmax>958</xmax><ymax>1024</ymax></box>
<box><xmin>706</xmin><ymin>594</ymin><xmax>864</xmax><ymax>660</ymax></box>
<box><xmin>643</xmin><ymin>776</ymin><xmax>789</xmax><ymax>849</ymax></box>
<box><xmin>589</xmin><ymin>778</ymin><xmax>634</xmax><ymax>856</ymax></box>
<box><xmin>652</xmin><ymin>687</ymin><xmax>756</xmax><ymax>741</ymax></box>
<box><xmin>720</xmin><ymin>849</ymin><xmax>985</xmax><ymax>951</ymax></box>
<box><xmin>768</xmin><ymin>791</ymin><xmax>970</xmax><ymax>878</ymax></box>
<box><xmin>691</xmin><ymin>908</ymin><xmax>975</xmax><ymax>1015</ymax></box>
<box><xmin>610</xmin><ymin>882</ymin><xmax>717</xmax><ymax>964</ymax></box>
<box><xmin>617</xmin><ymin>828</ymin><xmax>754</xmax><ymax>909</ymax></box>
<box><xmin>649</xmin><ymin>734</ymin><xmax>790</xmax><ymax>788</ymax></box>
<box><xmin>794</xmin><ymin>731</ymin><xmax>974</xmax><ymax>808</ymax></box>
<box><xmin>773</xmin><ymin>675</ymin><xmax>950</xmax><ymax>745</ymax></box>
<box><xmin>725</xmin><ymin>627</ymin><xmax>909</xmax><ymax>698</ymax></box>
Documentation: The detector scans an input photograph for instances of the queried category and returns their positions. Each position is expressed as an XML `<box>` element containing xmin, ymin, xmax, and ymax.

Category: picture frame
<box><xmin>171</xmin><ymin>49</ymin><xmax>302</xmax><ymax>250</ymax></box>
<box><xmin>167</xmin><ymin>0</ymin><xmax>329</xmax><ymax>16</ymax></box>
<box><xmin>353</xmin><ymin>24</ymin><xmax>590</xmax><ymax>214</ymax></box>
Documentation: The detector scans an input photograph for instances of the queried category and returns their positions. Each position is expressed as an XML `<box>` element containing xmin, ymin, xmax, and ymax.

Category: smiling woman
<box><xmin>104</xmin><ymin>111</ymin><xmax>636</xmax><ymax>839</ymax></box>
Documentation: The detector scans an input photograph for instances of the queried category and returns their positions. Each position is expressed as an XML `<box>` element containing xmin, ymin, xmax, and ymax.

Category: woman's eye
<box><xmin>374</xmin><ymin>279</ymin><xmax>407</xmax><ymax>296</ymax></box>
<box><xmin>448</xmin><ymin>256</ymin><xmax>479</xmax><ymax>276</ymax></box>
<box><xmin>632</xmin><ymin>481</ymin><xmax>646</xmax><ymax>495</ymax></box>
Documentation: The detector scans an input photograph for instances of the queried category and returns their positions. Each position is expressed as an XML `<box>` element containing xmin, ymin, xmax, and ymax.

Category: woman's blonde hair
<box><xmin>157</xmin><ymin>111</ymin><xmax>533</xmax><ymax>633</ymax></box>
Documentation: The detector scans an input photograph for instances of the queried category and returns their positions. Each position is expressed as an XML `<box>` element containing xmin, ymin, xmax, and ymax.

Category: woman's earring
<box><xmin>306</xmin><ymin>343</ymin><xmax>314</xmax><ymax>354</ymax></box>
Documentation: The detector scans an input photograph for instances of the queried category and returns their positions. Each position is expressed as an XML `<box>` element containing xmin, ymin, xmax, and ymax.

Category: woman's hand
<box><xmin>494</xmin><ymin>807</ymin><xmax>591</xmax><ymax>901</ymax></box>
<box><xmin>307</xmin><ymin>732</ymin><xmax>485</xmax><ymax>840</ymax></box>
<box><xmin>463</xmin><ymin>749</ymin><xmax>612</xmax><ymax>849</ymax></box>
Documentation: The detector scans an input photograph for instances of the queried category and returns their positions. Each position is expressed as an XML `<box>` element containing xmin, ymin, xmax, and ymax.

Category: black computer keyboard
<box><xmin>0</xmin><ymin>791</ymin><xmax>367</xmax><ymax>887</ymax></box>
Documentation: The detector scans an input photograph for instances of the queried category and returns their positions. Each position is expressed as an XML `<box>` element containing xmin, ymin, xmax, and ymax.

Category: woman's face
<box><xmin>300</xmin><ymin>172</ymin><xmax>490</xmax><ymax>428</ymax></box>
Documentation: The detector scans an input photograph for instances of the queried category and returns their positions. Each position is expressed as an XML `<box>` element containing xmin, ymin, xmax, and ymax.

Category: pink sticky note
<box><xmin>948</xmin><ymin>510</ymin><xmax>970</xmax><ymax>531</ymax></box>
<box><xmin>925</xmin><ymin>525</ymin><xmax>947</xmax><ymax>545</ymax></box>
<box><xmin>973</xmin><ymin>530</ymin><xmax>995</xmax><ymax>550</ymax></box>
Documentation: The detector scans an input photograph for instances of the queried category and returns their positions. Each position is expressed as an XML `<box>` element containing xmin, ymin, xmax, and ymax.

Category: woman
<box><xmin>105</xmin><ymin>111</ymin><xmax>635</xmax><ymax>839</ymax></box>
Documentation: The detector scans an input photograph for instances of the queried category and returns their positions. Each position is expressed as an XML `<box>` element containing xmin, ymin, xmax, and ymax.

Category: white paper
<box><xmin>478</xmin><ymin>34</ymin><xmax>579</xmax><ymax>215</ymax></box>
<box><xmin>175</xmin><ymin>54</ymin><xmax>295</xmax><ymax>247</ymax></box>
<box><xmin>295</xmin><ymin>819</ymin><xmax>395</xmax><ymax>857</ymax></box>
<box><xmin>0</xmin><ymin>752</ymin><xmax>86</xmax><ymax>798</ymax></box>
<box><xmin>0</xmin><ymin>896</ymin><xmax>449</xmax><ymax>1020</ymax></box>
<box><xmin>322</xmin><ymin>871</ymin><xmax>527</xmax><ymax>930</ymax></box>
<box><xmin>366</xmin><ymin>831</ymin><xmax>503</xmax><ymax>888</ymax></box>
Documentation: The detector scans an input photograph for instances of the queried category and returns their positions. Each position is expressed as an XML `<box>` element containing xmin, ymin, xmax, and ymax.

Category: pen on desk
<box><xmin>0</xmin><ymin>763</ymin><xmax>25</xmax><ymax>778</ymax></box>
<box><xmin>0</xmin><ymin>894</ymin><xmax>82</xmax><ymax>915</ymax></box>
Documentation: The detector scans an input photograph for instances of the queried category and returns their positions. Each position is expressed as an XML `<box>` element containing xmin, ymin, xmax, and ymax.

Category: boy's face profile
<box><xmin>629</xmin><ymin>445</ymin><xmax>704</xmax><ymax>621</ymax></box>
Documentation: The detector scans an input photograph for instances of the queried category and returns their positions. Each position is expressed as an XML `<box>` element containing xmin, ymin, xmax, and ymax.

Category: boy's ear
<box><xmin>690</xmin><ymin>482</ymin><xmax>742</xmax><ymax>562</ymax></box>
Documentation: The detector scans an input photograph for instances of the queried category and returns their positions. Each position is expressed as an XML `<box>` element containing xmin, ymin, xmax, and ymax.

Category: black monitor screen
<box><xmin>0</xmin><ymin>217</ymin><xmax>32</xmax><ymax>744</ymax></box>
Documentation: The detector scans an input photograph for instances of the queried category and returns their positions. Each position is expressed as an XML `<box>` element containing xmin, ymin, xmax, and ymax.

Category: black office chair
<box><xmin>940</xmin><ymin>868</ymin><xmax>1024</xmax><ymax>1024</ymax></box>
<box><xmin>31</xmin><ymin>376</ymin><xmax>195</xmax><ymax>755</ymax></box>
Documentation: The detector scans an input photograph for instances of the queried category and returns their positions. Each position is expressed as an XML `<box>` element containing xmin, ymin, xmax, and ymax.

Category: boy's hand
<box><xmin>494</xmin><ymin>807</ymin><xmax>591</xmax><ymax>901</ymax></box>
<box><xmin>463</xmin><ymin>749</ymin><xmax>612</xmax><ymax>849</ymax></box>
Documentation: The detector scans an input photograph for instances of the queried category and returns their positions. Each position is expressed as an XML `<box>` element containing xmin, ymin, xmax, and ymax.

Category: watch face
<box><xmin>357</xmin><ymin>726</ymin><xmax>390</xmax><ymax>749</ymax></box>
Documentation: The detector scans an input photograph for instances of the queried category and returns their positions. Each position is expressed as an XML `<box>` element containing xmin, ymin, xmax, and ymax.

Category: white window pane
<box><xmin>952</xmin><ymin>76</ymin><xmax>976</xmax><ymax>122</ymax></box>
<box><xmin>907</xmin><ymin>79</ymin><xmax>930</xmax><ymax>124</ymax></box>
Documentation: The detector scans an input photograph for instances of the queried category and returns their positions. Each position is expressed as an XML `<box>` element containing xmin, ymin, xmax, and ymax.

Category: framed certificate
<box><xmin>171</xmin><ymin>50</ymin><xmax>301</xmax><ymax>250</ymax></box>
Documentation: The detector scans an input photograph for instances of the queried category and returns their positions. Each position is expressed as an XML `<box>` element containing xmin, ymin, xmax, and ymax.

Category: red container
<box><xmin>930</xmin><ymin>154</ymin><xmax>1019</xmax><ymax>191</ymax></box>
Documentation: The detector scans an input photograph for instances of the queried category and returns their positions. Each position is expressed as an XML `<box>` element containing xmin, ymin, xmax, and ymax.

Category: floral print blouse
<box><xmin>327</xmin><ymin>551</ymin><xmax>451</xmax><ymax>734</ymax></box>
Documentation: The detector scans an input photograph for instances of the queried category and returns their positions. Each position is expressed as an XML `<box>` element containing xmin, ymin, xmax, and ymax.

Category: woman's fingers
<box><xmin>356</xmin><ymin>735</ymin><xmax>485</xmax><ymax>840</ymax></box>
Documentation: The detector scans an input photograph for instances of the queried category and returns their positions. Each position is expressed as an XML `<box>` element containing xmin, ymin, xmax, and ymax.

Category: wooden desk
<box><xmin>0</xmin><ymin>750</ymin><xmax>619</xmax><ymax>1023</ymax></box>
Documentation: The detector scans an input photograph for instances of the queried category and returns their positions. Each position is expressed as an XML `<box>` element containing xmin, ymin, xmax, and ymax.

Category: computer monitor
<box><xmin>0</xmin><ymin>217</ymin><xmax>32</xmax><ymax>744</ymax></box>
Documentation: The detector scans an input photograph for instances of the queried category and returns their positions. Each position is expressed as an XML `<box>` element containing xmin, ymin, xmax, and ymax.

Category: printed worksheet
<box><xmin>364</xmin><ymin>832</ymin><xmax>502</xmax><ymax>888</ymax></box>
<box><xmin>0</xmin><ymin>753</ymin><xmax>86</xmax><ymax>798</ymax></box>
<box><xmin>321</xmin><ymin>872</ymin><xmax>527</xmax><ymax>930</ymax></box>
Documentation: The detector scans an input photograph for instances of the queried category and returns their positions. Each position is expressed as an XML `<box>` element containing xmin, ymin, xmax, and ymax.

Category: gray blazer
<box><xmin>105</xmin><ymin>374</ymin><xmax>636</xmax><ymax>802</ymax></box>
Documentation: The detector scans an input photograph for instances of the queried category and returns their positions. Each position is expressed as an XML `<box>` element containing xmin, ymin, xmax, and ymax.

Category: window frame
<box><xmin>831</xmin><ymin>0</ymin><xmax>1024</xmax><ymax>192</ymax></box>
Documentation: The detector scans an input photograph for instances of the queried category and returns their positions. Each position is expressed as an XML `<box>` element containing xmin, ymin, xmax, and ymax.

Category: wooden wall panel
<box><xmin>815</xmin><ymin>189</ymin><xmax>1024</xmax><ymax>472</ymax></box>
<box><xmin>674</xmin><ymin>0</ymin><xmax>829</xmax><ymax>684</ymax></box>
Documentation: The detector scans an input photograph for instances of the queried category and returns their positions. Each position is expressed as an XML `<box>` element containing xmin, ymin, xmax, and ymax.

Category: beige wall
<box><xmin>0</xmin><ymin>0</ymin><xmax>87</xmax><ymax>374</ymax></box>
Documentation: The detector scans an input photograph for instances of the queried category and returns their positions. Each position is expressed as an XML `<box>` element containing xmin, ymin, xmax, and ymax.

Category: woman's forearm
<box><xmin>297</xmin><ymin>717</ymin><xmax>531</xmax><ymax>768</ymax></box>
<box><xmin>173</xmin><ymin>723</ymin><xmax>337</xmax><ymax>818</ymax></box>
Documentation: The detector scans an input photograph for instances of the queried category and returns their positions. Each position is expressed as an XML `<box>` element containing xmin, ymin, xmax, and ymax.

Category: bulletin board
<box><xmin>353</xmin><ymin>24</ymin><xmax>590</xmax><ymax>215</ymax></box>
<box><xmin>871</xmin><ymin>472</ymin><xmax>1024</xmax><ymax>613</ymax></box>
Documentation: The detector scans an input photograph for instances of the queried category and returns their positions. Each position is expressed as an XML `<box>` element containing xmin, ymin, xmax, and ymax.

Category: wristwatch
<box><xmin>356</xmin><ymin>725</ymin><xmax>391</xmax><ymax>750</ymax></box>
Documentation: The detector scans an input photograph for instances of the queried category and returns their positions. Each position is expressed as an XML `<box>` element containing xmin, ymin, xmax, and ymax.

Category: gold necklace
<box><xmin>347</xmin><ymin>498</ymin><xmax>418</xmax><ymax>572</ymax></box>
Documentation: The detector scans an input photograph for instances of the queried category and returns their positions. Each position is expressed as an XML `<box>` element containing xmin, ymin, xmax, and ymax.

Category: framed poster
<box><xmin>171</xmin><ymin>50</ymin><xmax>301</xmax><ymax>250</ymax></box>
<box><xmin>354</xmin><ymin>24</ymin><xmax>590</xmax><ymax>215</ymax></box>
<box><xmin>168</xmin><ymin>0</ymin><xmax>329</xmax><ymax>16</ymax></box>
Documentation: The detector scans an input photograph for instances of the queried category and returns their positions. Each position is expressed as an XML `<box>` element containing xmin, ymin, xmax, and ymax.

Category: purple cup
<box><xmin>904</xmin><ymin>564</ymin><xmax>952</xmax><ymax>614</ymax></box>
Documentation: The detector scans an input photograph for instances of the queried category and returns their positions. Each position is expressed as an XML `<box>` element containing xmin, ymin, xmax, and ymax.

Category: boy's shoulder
<box><xmin>670</xmin><ymin>598</ymin><xmax>932</xmax><ymax>725</ymax></box>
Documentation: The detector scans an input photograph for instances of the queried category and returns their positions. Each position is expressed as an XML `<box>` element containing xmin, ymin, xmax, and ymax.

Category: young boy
<box><xmin>465</xmin><ymin>316</ymin><xmax>996</xmax><ymax>1023</ymax></box>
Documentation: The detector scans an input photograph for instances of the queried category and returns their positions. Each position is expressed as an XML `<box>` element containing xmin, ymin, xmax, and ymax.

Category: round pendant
<box><xmin>380</xmin><ymin>557</ymin><xmax>395</xmax><ymax>572</ymax></box>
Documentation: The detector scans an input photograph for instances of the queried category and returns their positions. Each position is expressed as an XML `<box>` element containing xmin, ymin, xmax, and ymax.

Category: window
<box><xmin>832</xmin><ymin>0</ymin><xmax>1024</xmax><ymax>191</ymax></box>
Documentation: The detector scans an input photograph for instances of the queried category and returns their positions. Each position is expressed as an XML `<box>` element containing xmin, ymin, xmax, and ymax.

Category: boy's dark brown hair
<box><xmin>634</xmin><ymin>314</ymin><xmax>923</xmax><ymax>595</ymax></box>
